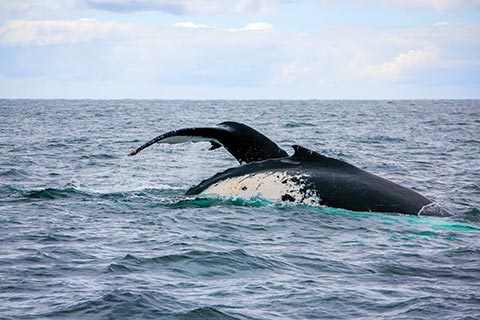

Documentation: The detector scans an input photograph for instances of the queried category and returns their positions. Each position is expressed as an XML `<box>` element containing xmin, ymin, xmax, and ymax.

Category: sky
<box><xmin>0</xmin><ymin>0</ymin><xmax>479</xmax><ymax>99</ymax></box>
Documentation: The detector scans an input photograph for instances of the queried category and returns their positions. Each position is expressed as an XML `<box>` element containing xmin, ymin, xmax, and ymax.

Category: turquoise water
<box><xmin>0</xmin><ymin>100</ymin><xmax>479</xmax><ymax>319</ymax></box>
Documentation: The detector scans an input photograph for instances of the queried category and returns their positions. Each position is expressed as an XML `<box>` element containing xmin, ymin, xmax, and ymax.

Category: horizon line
<box><xmin>1</xmin><ymin>97</ymin><xmax>479</xmax><ymax>101</ymax></box>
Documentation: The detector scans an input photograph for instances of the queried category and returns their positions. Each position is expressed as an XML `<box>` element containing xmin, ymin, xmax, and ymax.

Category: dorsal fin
<box><xmin>291</xmin><ymin>145</ymin><xmax>354</xmax><ymax>168</ymax></box>
<box><xmin>128</xmin><ymin>122</ymin><xmax>288</xmax><ymax>165</ymax></box>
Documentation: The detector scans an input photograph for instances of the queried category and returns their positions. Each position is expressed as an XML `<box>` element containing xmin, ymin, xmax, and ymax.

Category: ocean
<box><xmin>0</xmin><ymin>99</ymin><xmax>479</xmax><ymax>319</ymax></box>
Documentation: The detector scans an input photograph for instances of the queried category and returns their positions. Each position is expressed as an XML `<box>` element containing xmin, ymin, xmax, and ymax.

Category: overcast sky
<box><xmin>1</xmin><ymin>0</ymin><xmax>479</xmax><ymax>99</ymax></box>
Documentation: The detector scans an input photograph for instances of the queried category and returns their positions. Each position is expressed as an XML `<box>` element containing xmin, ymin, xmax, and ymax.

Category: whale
<box><xmin>128</xmin><ymin>121</ymin><xmax>450</xmax><ymax>217</ymax></box>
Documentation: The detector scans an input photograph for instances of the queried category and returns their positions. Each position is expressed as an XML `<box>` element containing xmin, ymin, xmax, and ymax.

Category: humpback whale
<box><xmin>129</xmin><ymin>122</ymin><xmax>450</xmax><ymax>217</ymax></box>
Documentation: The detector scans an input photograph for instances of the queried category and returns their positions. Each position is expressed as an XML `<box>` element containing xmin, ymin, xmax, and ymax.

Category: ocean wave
<box><xmin>41</xmin><ymin>289</ymin><xmax>184</xmax><ymax>319</ymax></box>
<box><xmin>466</xmin><ymin>207</ymin><xmax>480</xmax><ymax>223</ymax></box>
<box><xmin>178</xmin><ymin>307</ymin><xmax>245</xmax><ymax>320</ymax></box>
<box><xmin>107</xmin><ymin>249</ymin><xmax>291</xmax><ymax>277</ymax></box>
<box><xmin>41</xmin><ymin>290</ymin><xmax>245</xmax><ymax>320</ymax></box>
<box><xmin>0</xmin><ymin>168</ymin><xmax>30</xmax><ymax>178</ymax></box>
<box><xmin>282</xmin><ymin>122</ymin><xmax>316</xmax><ymax>128</ymax></box>
<box><xmin>353</xmin><ymin>135</ymin><xmax>407</xmax><ymax>144</ymax></box>
<box><xmin>0</xmin><ymin>185</ymin><xmax>93</xmax><ymax>202</ymax></box>
<box><xmin>79</xmin><ymin>153</ymin><xmax>117</xmax><ymax>160</ymax></box>
<box><xmin>0</xmin><ymin>184</ymin><xmax>182</xmax><ymax>203</ymax></box>
<box><xmin>14</xmin><ymin>186</ymin><xmax>93</xmax><ymax>200</ymax></box>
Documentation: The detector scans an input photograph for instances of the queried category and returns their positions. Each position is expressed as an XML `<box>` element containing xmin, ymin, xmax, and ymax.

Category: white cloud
<box><xmin>0</xmin><ymin>19</ymin><xmax>130</xmax><ymax>46</ymax></box>
<box><xmin>1</xmin><ymin>0</ymin><xmax>479</xmax><ymax>21</ymax></box>
<box><xmin>0</xmin><ymin>0</ymin><xmax>81</xmax><ymax>20</ymax></box>
<box><xmin>84</xmin><ymin>0</ymin><xmax>480</xmax><ymax>14</ymax></box>
<box><xmin>172</xmin><ymin>21</ymin><xmax>274</xmax><ymax>32</ymax></box>
<box><xmin>84</xmin><ymin>0</ymin><xmax>284</xmax><ymax>15</ymax></box>
<box><xmin>273</xmin><ymin>62</ymin><xmax>313</xmax><ymax>84</ymax></box>
<box><xmin>377</xmin><ymin>0</ymin><xmax>480</xmax><ymax>10</ymax></box>
<box><xmin>315</xmin><ymin>0</ymin><xmax>480</xmax><ymax>11</ymax></box>
<box><xmin>269</xmin><ymin>23</ymin><xmax>480</xmax><ymax>89</ymax></box>
<box><xmin>83</xmin><ymin>0</ymin><xmax>480</xmax><ymax>14</ymax></box>
<box><xmin>171</xmin><ymin>22</ymin><xmax>210</xmax><ymax>29</ymax></box>
<box><xmin>240</xmin><ymin>22</ymin><xmax>274</xmax><ymax>31</ymax></box>
<box><xmin>363</xmin><ymin>48</ymin><xmax>438</xmax><ymax>78</ymax></box>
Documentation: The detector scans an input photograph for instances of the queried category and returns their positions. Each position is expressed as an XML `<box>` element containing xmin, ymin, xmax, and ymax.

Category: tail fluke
<box><xmin>128</xmin><ymin>121</ymin><xmax>288</xmax><ymax>164</ymax></box>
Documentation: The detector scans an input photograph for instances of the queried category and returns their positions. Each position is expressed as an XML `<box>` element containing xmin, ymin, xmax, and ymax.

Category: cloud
<box><xmin>0</xmin><ymin>16</ymin><xmax>479</xmax><ymax>98</ymax></box>
<box><xmin>241</xmin><ymin>22</ymin><xmax>274</xmax><ymax>31</ymax></box>
<box><xmin>270</xmin><ymin>23</ymin><xmax>480</xmax><ymax>90</ymax></box>
<box><xmin>0</xmin><ymin>19</ymin><xmax>130</xmax><ymax>46</ymax></box>
<box><xmin>374</xmin><ymin>0</ymin><xmax>480</xmax><ymax>11</ymax></box>
<box><xmin>85</xmin><ymin>0</ymin><xmax>186</xmax><ymax>14</ymax></box>
<box><xmin>1</xmin><ymin>0</ymin><xmax>479</xmax><ymax>21</ymax></box>
<box><xmin>171</xmin><ymin>22</ymin><xmax>210</xmax><ymax>29</ymax></box>
<box><xmin>82</xmin><ymin>0</ymin><xmax>480</xmax><ymax>15</ymax></box>
<box><xmin>0</xmin><ymin>0</ymin><xmax>81</xmax><ymax>20</ymax></box>
<box><xmin>84</xmin><ymin>0</ymin><xmax>284</xmax><ymax>15</ymax></box>
<box><xmin>363</xmin><ymin>48</ymin><xmax>438</xmax><ymax>78</ymax></box>
<box><xmin>172</xmin><ymin>21</ymin><xmax>274</xmax><ymax>32</ymax></box>
<box><xmin>314</xmin><ymin>0</ymin><xmax>480</xmax><ymax>11</ymax></box>
<box><xmin>106</xmin><ymin>21</ymin><xmax>280</xmax><ymax>85</ymax></box>
<box><xmin>273</xmin><ymin>62</ymin><xmax>313</xmax><ymax>84</ymax></box>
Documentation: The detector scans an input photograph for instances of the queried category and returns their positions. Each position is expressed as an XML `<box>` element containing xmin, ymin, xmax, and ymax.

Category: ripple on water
<box><xmin>39</xmin><ymin>289</ymin><xmax>248</xmax><ymax>320</ymax></box>
<box><xmin>107</xmin><ymin>249</ymin><xmax>292</xmax><ymax>278</ymax></box>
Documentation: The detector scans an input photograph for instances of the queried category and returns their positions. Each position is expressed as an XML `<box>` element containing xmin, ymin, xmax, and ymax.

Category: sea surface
<box><xmin>0</xmin><ymin>100</ymin><xmax>479</xmax><ymax>320</ymax></box>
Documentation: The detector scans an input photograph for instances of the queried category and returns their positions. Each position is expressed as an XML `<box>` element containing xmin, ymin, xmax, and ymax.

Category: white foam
<box><xmin>417</xmin><ymin>202</ymin><xmax>450</xmax><ymax>216</ymax></box>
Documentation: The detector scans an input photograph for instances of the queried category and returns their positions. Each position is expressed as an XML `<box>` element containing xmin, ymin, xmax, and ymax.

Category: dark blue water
<box><xmin>1</xmin><ymin>100</ymin><xmax>479</xmax><ymax>319</ymax></box>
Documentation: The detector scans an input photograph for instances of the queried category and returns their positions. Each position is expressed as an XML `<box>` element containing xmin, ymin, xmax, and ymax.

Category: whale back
<box><xmin>187</xmin><ymin>145</ymin><xmax>447</xmax><ymax>216</ymax></box>
<box><xmin>290</xmin><ymin>145</ymin><xmax>354</xmax><ymax>168</ymax></box>
<box><xmin>289</xmin><ymin>146</ymin><xmax>438</xmax><ymax>215</ymax></box>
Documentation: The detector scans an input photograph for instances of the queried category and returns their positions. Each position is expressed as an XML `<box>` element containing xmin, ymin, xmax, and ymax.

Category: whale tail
<box><xmin>128</xmin><ymin>121</ymin><xmax>288</xmax><ymax>165</ymax></box>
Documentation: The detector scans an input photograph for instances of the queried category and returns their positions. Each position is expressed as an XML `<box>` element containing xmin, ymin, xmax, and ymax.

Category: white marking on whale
<box><xmin>159</xmin><ymin>135</ymin><xmax>221</xmax><ymax>145</ymax></box>
<box><xmin>201</xmin><ymin>171</ymin><xmax>321</xmax><ymax>206</ymax></box>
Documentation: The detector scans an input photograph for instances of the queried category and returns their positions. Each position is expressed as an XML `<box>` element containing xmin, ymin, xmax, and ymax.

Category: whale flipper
<box><xmin>128</xmin><ymin>121</ymin><xmax>288</xmax><ymax>165</ymax></box>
